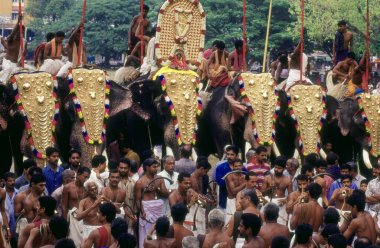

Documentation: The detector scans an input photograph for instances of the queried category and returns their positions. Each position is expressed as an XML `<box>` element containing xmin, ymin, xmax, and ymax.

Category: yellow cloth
<box><xmin>344</xmin><ymin>80</ymin><xmax>358</xmax><ymax>97</ymax></box>
<box><xmin>153</xmin><ymin>66</ymin><xmax>198</xmax><ymax>80</ymax></box>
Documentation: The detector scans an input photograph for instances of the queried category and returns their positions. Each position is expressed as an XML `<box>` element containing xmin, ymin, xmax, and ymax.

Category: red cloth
<box><xmin>96</xmin><ymin>226</ymin><xmax>109</xmax><ymax>248</ymax></box>
<box><xmin>210</xmin><ymin>72</ymin><xmax>230</xmax><ymax>88</ymax></box>
<box><xmin>33</xmin><ymin>42</ymin><xmax>46</xmax><ymax>67</ymax></box>
<box><xmin>245</xmin><ymin>162</ymin><xmax>271</xmax><ymax>190</ymax></box>
<box><xmin>203</xmin><ymin>48</ymin><xmax>213</xmax><ymax>59</ymax></box>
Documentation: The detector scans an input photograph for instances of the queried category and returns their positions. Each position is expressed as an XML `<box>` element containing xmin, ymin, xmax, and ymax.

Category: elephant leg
<box><xmin>0</xmin><ymin>131</ymin><xmax>12</xmax><ymax>176</ymax></box>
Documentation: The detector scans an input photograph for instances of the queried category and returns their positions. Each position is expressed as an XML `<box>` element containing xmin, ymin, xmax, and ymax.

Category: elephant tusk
<box><xmin>191</xmin><ymin>148</ymin><xmax>198</xmax><ymax>162</ymax></box>
<box><xmin>166</xmin><ymin>146</ymin><xmax>174</xmax><ymax>157</ymax></box>
<box><xmin>272</xmin><ymin>142</ymin><xmax>281</xmax><ymax>157</ymax></box>
<box><xmin>245</xmin><ymin>142</ymin><xmax>252</xmax><ymax>157</ymax></box>
<box><xmin>319</xmin><ymin>148</ymin><xmax>327</xmax><ymax>160</ymax></box>
<box><xmin>362</xmin><ymin>149</ymin><xmax>373</xmax><ymax>169</ymax></box>
<box><xmin>293</xmin><ymin>149</ymin><xmax>299</xmax><ymax>159</ymax></box>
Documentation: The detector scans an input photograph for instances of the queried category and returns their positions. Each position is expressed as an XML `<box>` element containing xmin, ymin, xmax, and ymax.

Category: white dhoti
<box><xmin>284</xmin><ymin>69</ymin><xmax>313</xmax><ymax>92</ymax></box>
<box><xmin>139</xmin><ymin>199</ymin><xmax>164</xmax><ymax>248</ymax></box>
<box><xmin>183</xmin><ymin>204</ymin><xmax>206</xmax><ymax>236</ymax></box>
<box><xmin>225</xmin><ymin>197</ymin><xmax>236</xmax><ymax>225</ymax></box>
<box><xmin>39</xmin><ymin>59</ymin><xmax>64</xmax><ymax>75</ymax></box>
<box><xmin>15</xmin><ymin>217</ymin><xmax>28</xmax><ymax>235</ymax></box>
<box><xmin>337</xmin><ymin>209</ymin><xmax>351</xmax><ymax>227</ymax></box>
<box><xmin>0</xmin><ymin>58</ymin><xmax>19</xmax><ymax>84</ymax></box>
<box><xmin>56</xmin><ymin>61</ymin><xmax>73</xmax><ymax>78</ymax></box>
<box><xmin>235</xmin><ymin>238</ymin><xmax>245</xmax><ymax>248</ymax></box>
<box><xmin>265</xmin><ymin>197</ymin><xmax>288</xmax><ymax>225</ymax></box>
<box><xmin>67</xmin><ymin>208</ymin><xmax>83</xmax><ymax>248</ymax></box>
<box><xmin>82</xmin><ymin>223</ymin><xmax>101</xmax><ymax>240</ymax></box>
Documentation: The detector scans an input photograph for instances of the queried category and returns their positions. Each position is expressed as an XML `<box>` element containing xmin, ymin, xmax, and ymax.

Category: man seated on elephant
<box><xmin>197</xmin><ymin>40</ymin><xmax>219</xmax><ymax>82</ymax></box>
<box><xmin>56</xmin><ymin>22</ymin><xmax>87</xmax><ymax>78</ymax></box>
<box><xmin>206</xmin><ymin>40</ymin><xmax>230</xmax><ymax>88</ymax></box>
<box><xmin>128</xmin><ymin>4</ymin><xmax>151</xmax><ymax>55</ymax></box>
<box><xmin>39</xmin><ymin>31</ymin><xmax>65</xmax><ymax>76</ymax></box>
<box><xmin>134</xmin><ymin>158</ymin><xmax>169</xmax><ymax>248</ymax></box>
<box><xmin>332</xmin><ymin>52</ymin><xmax>358</xmax><ymax>84</ymax></box>
<box><xmin>344</xmin><ymin>52</ymin><xmax>368</xmax><ymax>97</ymax></box>
<box><xmin>227</xmin><ymin>39</ymin><xmax>246</xmax><ymax>75</ymax></box>
<box><xmin>261</xmin><ymin>156</ymin><xmax>292</xmax><ymax>225</ymax></box>
<box><xmin>276</xmin><ymin>41</ymin><xmax>312</xmax><ymax>92</ymax></box>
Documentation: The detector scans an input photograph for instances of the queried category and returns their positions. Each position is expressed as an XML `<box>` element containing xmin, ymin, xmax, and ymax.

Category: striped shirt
<box><xmin>246</xmin><ymin>162</ymin><xmax>271</xmax><ymax>189</ymax></box>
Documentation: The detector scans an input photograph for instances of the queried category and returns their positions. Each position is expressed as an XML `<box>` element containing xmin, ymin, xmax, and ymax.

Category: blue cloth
<box><xmin>43</xmin><ymin>164</ymin><xmax>64</xmax><ymax>195</ymax></box>
<box><xmin>15</xmin><ymin>174</ymin><xmax>28</xmax><ymax>190</ymax></box>
<box><xmin>5</xmin><ymin>189</ymin><xmax>18</xmax><ymax>235</ymax></box>
<box><xmin>215</xmin><ymin>162</ymin><xmax>246</xmax><ymax>209</ymax></box>
<box><xmin>326</xmin><ymin>165</ymin><xmax>340</xmax><ymax>181</ymax></box>
<box><xmin>327</xmin><ymin>179</ymin><xmax>358</xmax><ymax>200</ymax></box>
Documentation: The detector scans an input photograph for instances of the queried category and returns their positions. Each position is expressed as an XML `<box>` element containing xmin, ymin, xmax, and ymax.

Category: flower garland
<box><xmin>238</xmin><ymin>75</ymin><xmax>278</xmax><ymax>146</ymax></box>
<box><xmin>287</xmin><ymin>91</ymin><xmax>327</xmax><ymax>156</ymax></box>
<box><xmin>11</xmin><ymin>73</ymin><xmax>59</xmax><ymax>159</ymax></box>
<box><xmin>67</xmin><ymin>69</ymin><xmax>110</xmax><ymax>145</ymax></box>
<box><xmin>356</xmin><ymin>95</ymin><xmax>374</xmax><ymax>155</ymax></box>
<box><xmin>159</xmin><ymin>73</ymin><xmax>202</xmax><ymax>145</ymax></box>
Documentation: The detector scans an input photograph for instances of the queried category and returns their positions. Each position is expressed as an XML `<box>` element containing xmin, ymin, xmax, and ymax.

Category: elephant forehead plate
<box><xmin>241</xmin><ymin>73</ymin><xmax>276</xmax><ymax>144</ymax></box>
<box><xmin>163</xmin><ymin>72</ymin><xmax>198</xmax><ymax>144</ymax></box>
<box><xmin>14</xmin><ymin>72</ymin><xmax>56</xmax><ymax>155</ymax></box>
<box><xmin>155</xmin><ymin>0</ymin><xmax>206</xmax><ymax>68</ymax></box>
<box><xmin>359</xmin><ymin>93</ymin><xmax>380</xmax><ymax>156</ymax></box>
<box><xmin>72</xmin><ymin>68</ymin><xmax>106</xmax><ymax>142</ymax></box>
<box><xmin>289</xmin><ymin>85</ymin><xmax>324</xmax><ymax>155</ymax></box>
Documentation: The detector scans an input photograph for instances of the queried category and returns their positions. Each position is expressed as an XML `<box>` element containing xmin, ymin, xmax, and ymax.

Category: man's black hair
<box><xmin>171</xmin><ymin>203</ymin><xmax>189</xmax><ymax>223</ymax></box>
<box><xmin>347</xmin><ymin>52</ymin><xmax>356</xmax><ymax>60</ymax></box>
<box><xmin>354</xmin><ymin>237</ymin><xmax>372</xmax><ymax>248</ymax></box>
<box><xmin>241</xmin><ymin>213</ymin><xmax>261</xmax><ymax>236</ymax></box>
<box><xmin>324</xmin><ymin>207</ymin><xmax>340</xmax><ymax>225</ymax></box>
<box><xmin>326</xmin><ymin>152</ymin><xmax>339</xmax><ymax>165</ymax></box>
<box><xmin>119</xmin><ymin>158</ymin><xmax>131</xmax><ymax>168</ymax></box>
<box><xmin>234</xmin><ymin>39</ymin><xmax>244</xmax><ymax>49</ymax></box>
<box><xmin>196</xmin><ymin>156</ymin><xmax>211</xmax><ymax>170</ymax></box>
<box><xmin>55</xmin><ymin>31</ymin><xmax>65</xmax><ymax>38</ymax></box>
<box><xmin>180</xmin><ymin>145</ymin><xmax>192</xmax><ymax>159</ymax></box>
<box><xmin>271</xmin><ymin>236</ymin><xmax>290</xmax><ymax>248</ymax></box>
<box><xmin>178</xmin><ymin>172</ymin><xmax>191</xmax><ymax>182</ymax></box>
<box><xmin>111</xmin><ymin>217</ymin><xmax>128</xmax><ymax>239</ymax></box>
<box><xmin>91</xmin><ymin>155</ymin><xmax>107</xmax><ymax>168</ymax></box>
<box><xmin>22</xmin><ymin>158</ymin><xmax>37</xmax><ymax>171</ymax></box>
<box><xmin>321</xmin><ymin>224</ymin><xmax>340</xmax><ymax>239</ymax></box>
<box><xmin>296</xmin><ymin>174</ymin><xmax>308</xmax><ymax>182</ymax></box>
<box><xmin>301</xmin><ymin>164</ymin><xmax>314</xmax><ymax>174</ymax></box>
<box><xmin>77</xmin><ymin>166</ymin><xmax>91</xmax><ymax>175</ymax></box>
<box><xmin>55</xmin><ymin>238</ymin><xmax>76</xmax><ymax>248</ymax></box>
<box><xmin>308</xmin><ymin>183</ymin><xmax>322</xmax><ymax>200</ymax></box>
<box><xmin>274</xmin><ymin>156</ymin><xmax>287</xmax><ymax>168</ymax></box>
<box><xmin>143</xmin><ymin>4</ymin><xmax>150</xmax><ymax>11</ymax></box>
<box><xmin>360</xmin><ymin>179</ymin><xmax>369</xmax><ymax>185</ymax></box>
<box><xmin>341</xmin><ymin>174</ymin><xmax>352</xmax><ymax>182</ymax></box>
<box><xmin>117</xmin><ymin>233</ymin><xmax>137</xmax><ymax>248</ymax></box>
<box><xmin>295</xmin><ymin>224</ymin><xmax>313</xmax><ymax>244</ymax></box>
<box><xmin>49</xmin><ymin>216</ymin><xmax>69</xmax><ymax>239</ymax></box>
<box><xmin>304</xmin><ymin>153</ymin><xmax>318</xmax><ymax>167</ymax></box>
<box><xmin>68</xmin><ymin>149</ymin><xmax>81</xmax><ymax>157</ymax></box>
<box><xmin>155</xmin><ymin>216</ymin><xmax>170</xmax><ymax>237</ymax></box>
<box><xmin>347</xmin><ymin>190</ymin><xmax>366</xmax><ymax>211</ymax></box>
<box><xmin>45</xmin><ymin>32</ymin><xmax>55</xmax><ymax>42</ymax></box>
<box><xmin>338</xmin><ymin>20</ymin><xmax>347</xmax><ymax>26</ymax></box>
<box><xmin>315</xmin><ymin>159</ymin><xmax>328</xmax><ymax>168</ymax></box>
<box><xmin>30</xmin><ymin>173</ymin><xmax>46</xmax><ymax>185</ymax></box>
<box><xmin>3</xmin><ymin>172</ymin><xmax>15</xmax><ymax>181</ymax></box>
<box><xmin>328</xmin><ymin>234</ymin><xmax>347</xmax><ymax>248</ymax></box>
<box><xmin>46</xmin><ymin>147</ymin><xmax>60</xmax><ymax>157</ymax></box>
<box><xmin>215</xmin><ymin>41</ymin><xmax>226</xmax><ymax>50</ymax></box>
<box><xmin>226</xmin><ymin>145</ymin><xmax>239</xmax><ymax>155</ymax></box>
<box><xmin>28</xmin><ymin>166</ymin><xmax>43</xmax><ymax>177</ymax></box>
<box><xmin>108</xmin><ymin>160</ymin><xmax>119</xmax><ymax>171</ymax></box>
<box><xmin>212</xmin><ymin>40</ymin><xmax>220</xmax><ymax>46</ymax></box>
<box><xmin>245</xmin><ymin>171</ymin><xmax>257</xmax><ymax>181</ymax></box>
<box><xmin>129</xmin><ymin>160</ymin><xmax>138</xmax><ymax>173</ymax></box>
<box><xmin>256</xmin><ymin>145</ymin><xmax>267</xmax><ymax>155</ymax></box>
<box><xmin>340</xmin><ymin>164</ymin><xmax>351</xmax><ymax>171</ymax></box>
<box><xmin>99</xmin><ymin>202</ymin><xmax>117</xmax><ymax>223</ymax></box>
<box><xmin>39</xmin><ymin>196</ymin><xmax>57</xmax><ymax>217</ymax></box>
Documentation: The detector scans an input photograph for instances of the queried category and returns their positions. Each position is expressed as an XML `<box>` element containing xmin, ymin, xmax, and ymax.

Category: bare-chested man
<box><xmin>238</xmin><ymin>213</ymin><xmax>265</xmax><ymax>248</ymax></box>
<box><xmin>341</xmin><ymin>190</ymin><xmax>377</xmax><ymax>244</ymax></box>
<box><xmin>328</xmin><ymin>174</ymin><xmax>353</xmax><ymax>226</ymax></box>
<box><xmin>167</xmin><ymin>203</ymin><xmax>194</xmax><ymax>248</ymax></box>
<box><xmin>190</xmin><ymin>156</ymin><xmax>211</xmax><ymax>195</ymax></box>
<box><xmin>76</xmin><ymin>181</ymin><xmax>103</xmax><ymax>240</ymax></box>
<box><xmin>259</xmin><ymin>203</ymin><xmax>290</xmax><ymax>248</ymax></box>
<box><xmin>202</xmin><ymin>209</ymin><xmax>234</xmax><ymax>248</ymax></box>
<box><xmin>135</xmin><ymin>158</ymin><xmax>169</xmax><ymax>248</ymax></box>
<box><xmin>18</xmin><ymin>196</ymin><xmax>56</xmax><ymax>248</ymax></box>
<box><xmin>225</xmin><ymin>189</ymin><xmax>261</xmax><ymax>242</ymax></box>
<box><xmin>61</xmin><ymin>166</ymin><xmax>90</xmax><ymax>219</ymax></box>
<box><xmin>207</xmin><ymin>41</ymin><xmax>230</xmax><ymax>88</ymax></box>
<box><xmin>333</xmin><ymin>20</ymin><xmax>353</xmax><ymax>66</ymax></box>
<box><xmin>262</xmin><ymin>157</ymin><xmax>292</xmax><ymax>225</ymax></box>
<box><xmin>117</xmin><ymin>158</ymin><xmax>137</xmax><ymax>234</ymax></box>
<box><xmin>236</xmin><ymin>172</ymin><xmax>263</xmax><ymax>211</ymax></box>
<box><xmin>128</xmin><ymin>4</ymin><xmax>151</xmax><ymax>53</ymax></box>
<box><xmin>286</xmin><ymin>174</ymin><xmax>310</xmax><ymax>215</ymax></box>
<box><xmin>0</xmin><ymin>14</ymin><xmax>27</xmax><ymax>83</ymax></box>
<box><xmin>144</xmin><ymin>216</ymin><xmax>175</xmax><ymax>248</ymax></box>
<box><xmin>101</xmin><ymin>170</ymin><xmax>127</xmax><ymax>218</ymax></box>
<box><xmin>83</xmin><ymin>202</ymin><xmax>116</xmax><ymax>248</ymax></box>
<box><xmin>314</xmin><ymin>159</ymin><xmax>330</xmax><ymax>208</ymax></box>
<box><xmin>14</xmin><ymin>174</ymin><xmax>46</xmax><ymax>236</ymax></box>
<box><xmin>290</xmin><ymin>183</ymin><xmax>324</xmax><ymax>233</ymax></box>
<box><xmin>332</xmin><ymin>52</ymin><xmax>358</xmax><ymax>84</ymax></box>
<box><xmin>225</xmin><ymin>158</ymin><xmax>246</xmax><ymax>223</ymax></box>
<box><xmin>39</xmin><ymin>31</ymin><xmax>65</xmax><ymax>75</ymax></box>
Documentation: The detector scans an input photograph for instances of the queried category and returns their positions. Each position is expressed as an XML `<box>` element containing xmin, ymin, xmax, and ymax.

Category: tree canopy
<box><xmin>26</xmin><ymin>0</ymin><xmax>378</xmax><ymax>64</ymax></box>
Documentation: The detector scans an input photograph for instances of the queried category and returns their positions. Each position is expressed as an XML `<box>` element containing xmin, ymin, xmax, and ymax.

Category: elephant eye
<box><xmin>46</xmin><ymin>81</ymin><xmax>52</xmax><ymax>88</ymax></box>
<box><xmin>22</xmin><ymin>83</ymin><xmax>31</xmax><ymax>91</ymax></box>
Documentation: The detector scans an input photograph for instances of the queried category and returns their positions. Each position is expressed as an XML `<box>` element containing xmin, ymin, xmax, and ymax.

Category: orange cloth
<box><xmin>50</xmin><ymin>38</ymin><xmax>62</xmax><ymax>57</ymax></box>
<box><xmin>209</xmin><ymin>51</ymin><xmax>230</xmax><ymax>87</ymax></box>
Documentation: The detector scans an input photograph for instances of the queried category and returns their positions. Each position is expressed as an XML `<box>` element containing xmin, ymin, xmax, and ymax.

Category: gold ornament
<box><xmin>359</xmin><ymin>93</ymin><xmax>380</xmax><ymax>156</ymax></box>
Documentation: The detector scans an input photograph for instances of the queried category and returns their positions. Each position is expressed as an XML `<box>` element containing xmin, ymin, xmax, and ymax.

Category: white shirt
<box><xmin>89</xmin><ymin>170</ymin><xmax>107</xmax><ymax>192</ymax></box>
<box><xmin>352</xmin><ymin>174</ymin><xmax>366</xmax><ymax>188</ymax></box>
<box><xmin>157</xmin><ymin>170</ymin><xmax>179</xmax><ymax>191</ymax></box>
<box><xmin>366</xmin><ymin>177</ymin><xmax>380</xmax><ymax>214</ymax></box>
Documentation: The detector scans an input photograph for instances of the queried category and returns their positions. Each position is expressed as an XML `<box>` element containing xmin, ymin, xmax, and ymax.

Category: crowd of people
<box><xmin>0</xmin><ymin>143</ymin><xmax>377</xmax><ymax>248</ymax></box>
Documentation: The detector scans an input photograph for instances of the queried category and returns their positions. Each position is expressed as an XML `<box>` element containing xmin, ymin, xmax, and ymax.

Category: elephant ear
<box><xmin>108</xmin><ymin>80</ymin><xmax>133</xmax><ymax>117</ymax></box>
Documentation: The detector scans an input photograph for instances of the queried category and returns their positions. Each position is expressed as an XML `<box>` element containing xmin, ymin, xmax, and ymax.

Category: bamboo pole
<box><xmin>262</xmin><ymin>0</ymin><xmax>273</xmax><ymax>73</ymax></box>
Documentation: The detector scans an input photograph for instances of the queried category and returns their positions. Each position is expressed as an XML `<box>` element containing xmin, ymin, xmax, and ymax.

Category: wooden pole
<box><xmin>262</xmin><ymin>0</ymin><xmax>273</xmax><ymax>73</ymax></box>
<box><xmin>242</xmin><ymin>0</ymin><xmax>247</xmax><ymax>71</ymax></box>
<box><xmin>78</xmin><ymin>0</ymin><xmax>86</xmax><ymax>66</ymax></box>
<box><xmin>140</xmin><ymin>0</ymin><xmax>144</xmax><ymax>64</ymax></box>
<box><xmin>18</xmin><ymin>0</ymin><xmax>24</xmax><ymax>68</ymax></box>
<box><xmin>364</xmin><ymin>0</ymin><xmax>370</xmax><ymax>92</ymax></box>
<box><xmin>299</xmin><ymin>0</ymin><xmax>305</xmax><ymax>82</ymax></box>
